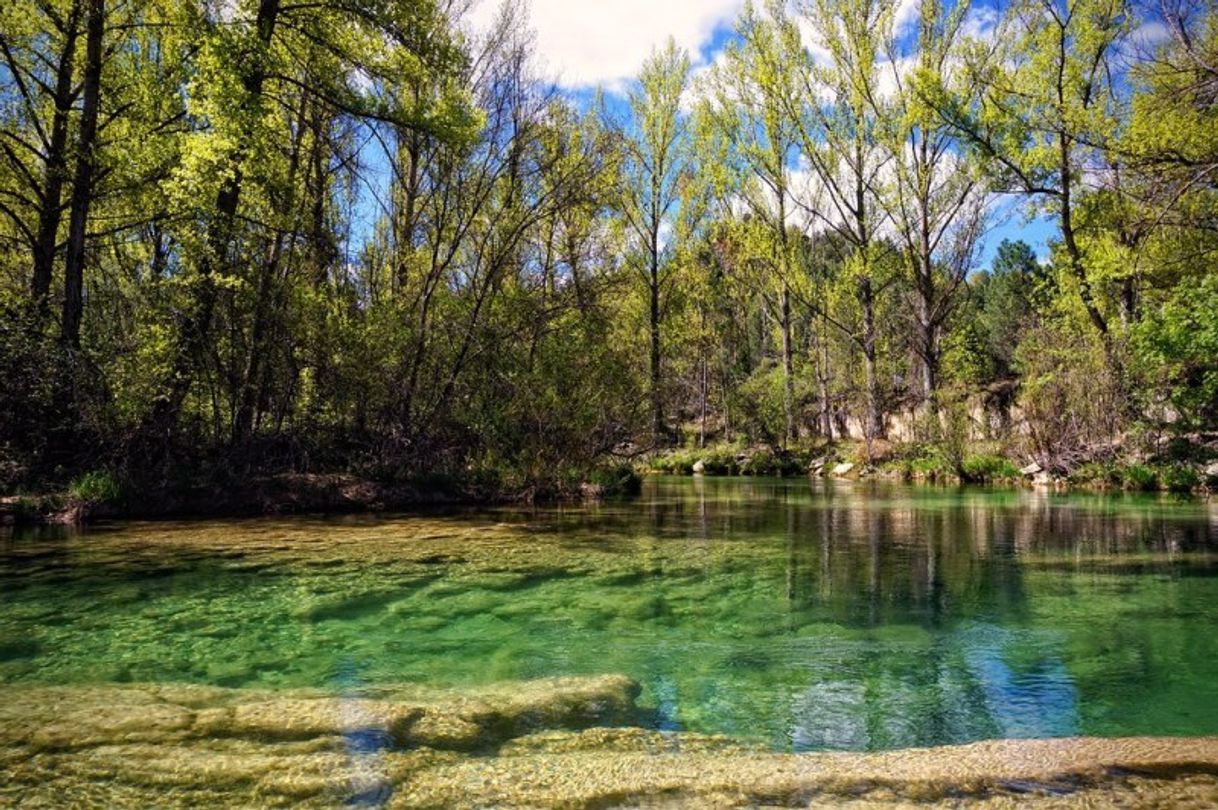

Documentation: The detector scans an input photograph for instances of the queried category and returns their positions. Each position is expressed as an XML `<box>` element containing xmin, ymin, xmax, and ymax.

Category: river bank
<box><xmin>0</xmin><ymin>464</ymin><xmax>643</xmax><ymax>527</ymax></box>
<box><xmin>648</xmin><ymin>439</ymin><xmax>1218</xmax><ymax>495</ymax></box>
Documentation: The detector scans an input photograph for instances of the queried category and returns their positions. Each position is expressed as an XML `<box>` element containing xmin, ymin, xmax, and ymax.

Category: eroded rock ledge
<box><xmin>2</xmin><ymin>678</ymin><xmax>1217</xmax><ymax>808</ymax></box>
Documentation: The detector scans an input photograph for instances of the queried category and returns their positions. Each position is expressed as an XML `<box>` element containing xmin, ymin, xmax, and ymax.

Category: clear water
<box><xmin>2</xmin><ymin>476</ymin><xmax>1217</xmax><ymax>753</ymax></box>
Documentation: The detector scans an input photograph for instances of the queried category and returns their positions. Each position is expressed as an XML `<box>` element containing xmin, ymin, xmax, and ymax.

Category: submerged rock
<box><xmin>4</xmin><ymin>680</ymin><xmax>1218</xmax><ymax>807</ymax></box>
<box><xmin>0</xmin><ymin>675</ymin><xmax>642</xmax><ymax>756</ymax></box>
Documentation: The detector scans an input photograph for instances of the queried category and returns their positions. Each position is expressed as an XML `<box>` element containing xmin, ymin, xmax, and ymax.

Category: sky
<box><xmin>467</xmin><ymin>0</ymin><xmax>1057</xmax><ymax>270</ymax></box>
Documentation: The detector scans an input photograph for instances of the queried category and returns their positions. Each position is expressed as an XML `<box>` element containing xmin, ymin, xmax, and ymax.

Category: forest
<box><xmin>1</xmin><ymin>0</ymin><xmax>1216</xmax><ymax>507</ymax></box>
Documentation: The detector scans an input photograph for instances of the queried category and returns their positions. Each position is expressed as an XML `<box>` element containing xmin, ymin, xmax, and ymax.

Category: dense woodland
<box><xmin>1</xmin><ymin>0</ymin><xmax>1217</xmax><ymax>499</ymax></box>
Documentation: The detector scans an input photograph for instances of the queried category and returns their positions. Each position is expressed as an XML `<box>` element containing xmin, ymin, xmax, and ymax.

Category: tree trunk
<box><xmin>781</xmin><ymin>283</ymin><xmax>795</xmax><ymax>447</ymax></box>
<box><xmin>860</xmin><ymin>276</ymin><xmax>883</xmax><ymax>440</ymax></box>
<box><xmin>1059</xmin><ymin>132</ymin><xmax>1108</xmax><ymax>338</ymax></box>
<box><xmin>915</xmin><ymin>272</ymin><xmax>938</xmax><ymax>410</ymax></box>
<box><xmin>814</xmin><ymin>322</ymin><xmax>833</xmax><ymax>439</ymax></box>
<box><xmin>30</xmin><ymin>4</ymin><xmax>82</xmax><ymax>312</ymax></box>
<box><xmin>699</xmin><ymin>355</ymin><xmax>708</xmax><ymax>449</ymax></box>
<box><xmin>650</xmin><ymin>257</ymin><xmax>663</xmax><ymax>443</ymax></box>
<box><xmin>62</xmin><ymin>0</ymin><xmax>104</xmax><ymax>349</ymax></box>
<box><xmin>234</xmin><ymin>85</ymin><xmax>309</xmax><ymax>443</ymax></box>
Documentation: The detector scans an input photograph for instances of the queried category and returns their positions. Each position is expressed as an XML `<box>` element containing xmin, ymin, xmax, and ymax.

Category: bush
<box><xmin>68</xmin><ymin>469</ymin><xmax>124</xmax><ymax>505</ymax></box>
<box><xmin>1159</xmin><ymin>464</ymin><xmax>1200</xmax><ymax>494</ymax></box>
<box><xmin>1122</xmin><ymin>464</ymin><xmax>1158</xmax><ymax>491</ymax></box>
<box><xmin>740</xmin><ymin>448</ymin><xmax>776</xmax><ymax>476</ymax></box>
<box><xmin>587</xmin><ymin>464</ymin><xmax>642</xmax><ymax>496</ymax></box>
<box><xmin>1068</xmin><ymin>462</ymin><xmax>1121</xmax><ymax>487</ymax></box>
<box><xmin>907</xmin><ymin>452</ymin><xmax>955</xmax><ymax>480</ymax></box>
<box><xmin>651</xmin><ymin>448</ymin><xmax>696</xmax><ymax>474</ymax></box>
<box><xmin>699</xmin><ymin>445</ymin><xmax>741</xmax><ymax>475</ymax></box>
<box><xmin>961</xmin><ymin>454</ymin><xmax>1020</xmax><ymax>483</ymax></box>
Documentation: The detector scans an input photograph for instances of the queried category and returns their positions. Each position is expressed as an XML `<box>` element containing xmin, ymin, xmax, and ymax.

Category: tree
<box><xmin>878</xmin><ymin>0</ymin><xmax>987</xmax><ymax>409</ymax></box>
<box><xmin>931</xmin><ymin>0</ymin><xmax>1131</xmax><ymax>341</ymax></box>
<box><xmin>614</xmin><ymin>39</ymin><xmax>692</xmax><ymax>444</ymax></box>
<box><xmin>779</xmin><ymin>0</ymin><xmax>899</xmax><ymax>442</ymax></box>
<box><xmin>705</xmin><ymin>3</ymin><xmax>807</xmax><ymax>445</ymax></box>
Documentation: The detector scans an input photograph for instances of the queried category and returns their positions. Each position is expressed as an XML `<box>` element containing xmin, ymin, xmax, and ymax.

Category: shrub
<box><xmin>1122</xmin><ymin>464</ymin><xmax>1158</xmax><ymax>491</ymax></box>
<box><xmin>699</xmin><ymin>445</ymin><xmax>741</xmax><ymax>475</ymax></box>
<box><xmin>587</xmin><ymin>464</ymin><xmax>642</xmax><ymax>496</ymax></box>
<box><xmin>1159</xmin><ymin>464</ymin><xmax>1200</xmax><ymax>494</ymax></box>
<box><xmin>1069</xmin><ymin>462</ymin><xmax>1121</xmax><ymax>487</ymax></box>
<box><xmin>68</xmin><ymin>469</ymin><xmax>124</xmax><ymax>505</ymax></box>
<box><xmin>651</xmin><ymin>449</ymin><xmax>696</xmax><ymax>474</ymax></box>
<box><xmin>741</xmin><ymin>448</ymin><xmax>776</xmax><ymax>476</ymax></box>
<box><xmin>908</xmin><ymin>453</ymin><xmax>954</xmax><ymax>480</ymax></box>
<box><xmin>961</xmin><ymin>454</ymin><xmax>1020</xmax><ymax>483</ymax></box>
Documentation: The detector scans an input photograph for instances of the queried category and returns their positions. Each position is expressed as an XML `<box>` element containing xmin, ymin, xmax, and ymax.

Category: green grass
<box><xmin>67</xmin><ymin>469</ymin><xmax>124</xmax><ymax>505</ymax></box>
<box><xmin>960</xmin><ymin>454</ymin><xmax>1021</xmax><ymax>483</ymax></box>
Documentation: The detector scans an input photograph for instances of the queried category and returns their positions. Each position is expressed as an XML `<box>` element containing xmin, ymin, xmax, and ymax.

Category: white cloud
<box><xmin>893</xmin><ymin>0</ymin><xmax>922</xmax><ymax>36</ymax></box>
<box><xmin>468</xmin><ymin>0</ymin><xmax>745</xmax><ymax>90</ymax></box>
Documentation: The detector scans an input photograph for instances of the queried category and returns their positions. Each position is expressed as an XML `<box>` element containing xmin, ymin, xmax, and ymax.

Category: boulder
<box><xmin>1020</xmin><ymin>462</ymin><xmax>1043</xmax><ymax>476</ymax></box>
<box><xmin>831</xmin><ymin>462</ymin><xmax>855</xmax><ymax>478</ymax></box>
<box><xmin>691</xmin><ymin>460</ymin><xmax>706</xmax><ymax>474</ymax></box>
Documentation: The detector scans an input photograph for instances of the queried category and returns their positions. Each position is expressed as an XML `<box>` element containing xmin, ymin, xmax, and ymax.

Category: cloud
<box><xmin>468</xmin><ymin>0</ymin><xmax>745</xmax><ymax>90</ymax></box>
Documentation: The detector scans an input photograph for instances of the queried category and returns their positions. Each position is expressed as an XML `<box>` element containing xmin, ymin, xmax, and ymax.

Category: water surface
<box><xmin>3</xmin><ymin>476</ymin><xmax>1217</xmax><ymax>752</ymax></box>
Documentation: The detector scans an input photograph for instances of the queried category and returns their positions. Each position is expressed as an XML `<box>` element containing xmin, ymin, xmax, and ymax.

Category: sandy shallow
<box><xmin>2</xmin><ymin>678</ymin><xmax>1217</xmax><ymax>808</ymax></box>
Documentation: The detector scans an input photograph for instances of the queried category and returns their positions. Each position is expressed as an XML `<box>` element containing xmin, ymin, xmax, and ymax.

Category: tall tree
<box><xmin>706</xmin><ymin>2</ymin><xmax>806</xmax><ymax>445</ymax></box>
<box><xmin>878</xmin><ymin>0</ymin><xmax>987</xmax><ymax>409</ymax></box>
<box><xmin>614</xmin><ymin>39</ymin><xmax>692</xmax><ymax>444</ymax></box>
<box><xmin>931</xmin><ymin>0</ymin><xmax>1130</xmax><ymax>341</ymax></box>
<box><xmin>780</xmin><ymin>0</ymin><xmax>897</xmax><ymax>441</ymax></box>
<box><xmin>62</xmin><ymin>0</ymin><xmax>104</xmax><ymax>348</ymax></box>
<box><xmin>0</xmin><ymin>0</ymin><xmax>83</xmax><ymax>313</ymax></box>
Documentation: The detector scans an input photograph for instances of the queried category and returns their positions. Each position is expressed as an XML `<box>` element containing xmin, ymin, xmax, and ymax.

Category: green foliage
<box><xmin>1069</xmin><ymin>462</ymin><xmax>1201</xmax><ymax>494</ymax></box>
<box><xmin>1134</xmin><ymin>274</ymin><xmax>1218</xmax><ymax>429</ymax></box>
<box><xmin>587</xmin><ymin>464</ymin><xmax>643</xmax><ymax>497</ymax></box>
<box><xmin>1122</xmin><ymin>465</ymin><xmax>1159</xmax><ymax>492</ymax></box>
<box><xmin>907</xmin><ymin>452</ymin><xmax>955</xmax><ymax>481</ymax></box>
<box><xmin>68</xmin><ymin>470</ymin><xmax>124</xmax><ymax>505</ymax></box>
<box><xmin>731</xmin><ymin>364</ymin><xmax>795</xmax><ymax>447</ymax></box>
<box><xmin>1</xmin><ymin>0</ymin><xmax>1217</xmax><ymax>504</ymax></box>
<box><xmin>1159</xmin><ymin>465</ymin><xmax>1200</xmax><ymax>494</ymax></box>
<box><xmin>960</xmin><ymin>455</ymin><xmax>1020</xmax><ymax>483</ymax></box>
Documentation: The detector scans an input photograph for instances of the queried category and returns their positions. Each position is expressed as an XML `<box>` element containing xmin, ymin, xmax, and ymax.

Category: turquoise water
<box><xmin>2</xmin><ymin>477</ymin><xmax>1217</xmax><ymax>752</ymax></box>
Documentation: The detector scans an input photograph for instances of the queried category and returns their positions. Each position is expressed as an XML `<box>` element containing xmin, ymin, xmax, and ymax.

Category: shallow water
<box><xmin>3</xmin><ymin>477</ymin><xmax>1218</xmax><ymax>754</ymax></box>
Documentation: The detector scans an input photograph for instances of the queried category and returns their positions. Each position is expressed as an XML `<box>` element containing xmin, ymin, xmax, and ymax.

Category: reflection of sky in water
<box><xmin>335</xmin><ymin>663</ymin><xmax>393</xmax><ymax>807</ymax></box>
<box><xmin>963</xmin><ymin>624</ymin><xmax>1080</xmax><ymax>740</ymax></box>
